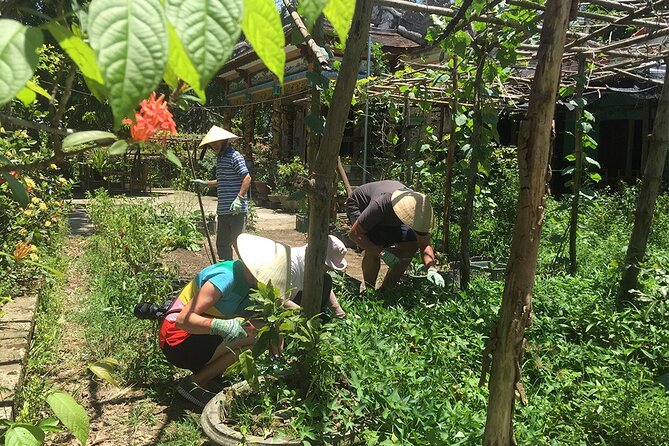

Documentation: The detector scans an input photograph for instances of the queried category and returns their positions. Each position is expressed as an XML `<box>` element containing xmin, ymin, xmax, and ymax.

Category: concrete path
<box><xmin>69</xmin><ymin>188</ymin><xmax>375</xmax><ymax>286</ymax></box>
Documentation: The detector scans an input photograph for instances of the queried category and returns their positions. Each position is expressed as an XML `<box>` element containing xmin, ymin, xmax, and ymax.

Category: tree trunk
<box><xmin>482</xmin><ymin>1</ymin><xmax>572</xmax><ymax>444</ymax></box>
<box><xmin>618</xmin><ymin>59</ymin><xmax>669</xmax><ymax>306</ymax></box>
<box><xmin>306</xmin><ymin>18</ymin><xmax>323</xmax><ymax>166</ymax></box>
<box><xmin>569</xmin><ymin>56</ymin><xmax>586</xmax><ymax>275</ymax></box>
<box><xmin>301</xmin><ymin>0</ymin><xmax>374</xmax><ymax>318</ymax></box>
<box><xmin>459</xmin><ymin>52</ymin><xmax>485</xmax><ymax>290</ymax></box>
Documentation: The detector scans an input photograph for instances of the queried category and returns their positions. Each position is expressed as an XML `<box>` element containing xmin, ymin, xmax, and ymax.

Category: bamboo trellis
<box><xmin>366</xmin><ymin>0</ymin><xmax>668</xmax><ymax>109</ymax></box>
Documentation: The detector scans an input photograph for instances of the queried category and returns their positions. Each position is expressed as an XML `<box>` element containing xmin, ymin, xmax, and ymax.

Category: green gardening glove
<box><xmin>209</xmin><ymin>318</ymin><xmax>247</xmax><ymax>343</ymax></box>
<box><xmin>230</xmin><ymin>196</ymin><xmax>243</xmax><ymax>214</ymax></box>
<box><xmin>427</xmin><ymin>268</ymin><xmax>445</xmax><ymax>287</ymax></box>
<box><xmin>379</xmin><ymin>250</ymin><xmax>400</xmax><ymax>268</ymax></box>
<box><xmin>191</xmin><ymin>179</ymin><xmax>208</xmax><ymax>187</ymax></box>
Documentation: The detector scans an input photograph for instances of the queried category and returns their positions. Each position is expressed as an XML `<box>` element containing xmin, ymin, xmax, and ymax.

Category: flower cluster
<box><xmin>122</xmin><ymin>92</ymin><xmax>177</xmax><ymax>143</ymax></box>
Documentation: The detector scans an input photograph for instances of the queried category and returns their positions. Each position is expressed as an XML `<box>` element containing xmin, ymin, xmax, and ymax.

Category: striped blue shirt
<box><xmin>216</xmin><ymin>146</ymin><xmax>249</xmax><ymax>215</ymax></box>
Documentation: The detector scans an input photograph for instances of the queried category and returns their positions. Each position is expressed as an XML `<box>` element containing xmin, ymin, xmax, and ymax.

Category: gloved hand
<box><xmin>191</xmin><ymin>178</ymin><xmax>208</xmax><ymax>187</ymax></box>
<box><xmin>209</xmin><ymin>318</ymin><xmax>247</xmax><ymax>342</ymax></box>
<box><xmin>379</xmin><ymin>250</ymin><xmax>400</xmax><ymax>268</ymax></box>
<box><xmin>230</xmin><ymin>196</ymin><xmax>243</xmax><ymax>214</ymax></box>
<box><xmin>427</xmin><ymin>268</ymin><xmax>445</xmax><ymax>287</ymax></box>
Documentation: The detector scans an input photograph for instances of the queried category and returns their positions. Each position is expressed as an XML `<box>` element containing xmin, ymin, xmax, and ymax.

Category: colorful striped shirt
<box><xmin>159</xmin><ymin>260</ymin><xmax>252</xmax><ymax>347</ymax></box>
<box><xmin>216</xmin><ymin>146</ymin><xmax>249</xmax><ymax>215</ymax></box>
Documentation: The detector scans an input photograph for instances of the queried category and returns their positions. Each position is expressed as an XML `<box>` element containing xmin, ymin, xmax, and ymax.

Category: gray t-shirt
<box><xmin>346</xmin><ymin>180</ymin><xmax>408</xmax><ymax>231</ymax></box>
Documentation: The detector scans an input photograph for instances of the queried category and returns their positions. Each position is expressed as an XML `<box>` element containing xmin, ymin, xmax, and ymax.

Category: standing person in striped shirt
<box><xmin>192</xmin><ymin>126</ymin><xmax>251</xmax><ymax>260</ymax></box>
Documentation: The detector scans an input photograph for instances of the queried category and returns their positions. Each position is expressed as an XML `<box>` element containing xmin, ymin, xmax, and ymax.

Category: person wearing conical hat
<box><xmin>237</xmin><ymin>233</ymin><xmax>348</xmax><ymax>318</ymax></box>
<box><xmin>192</xmin><ymin>126</ymin><xmax>251</xmax><ymax>261</ymax></box>
<box><xmin>345</xmin><ymin>180</ymin><xmax>445</xmax><ymax>290</ymax></box>
<box><xmin>159</xmin><ymin>257</ymin><xmax>260</xmax><ymax>408</ymax></box>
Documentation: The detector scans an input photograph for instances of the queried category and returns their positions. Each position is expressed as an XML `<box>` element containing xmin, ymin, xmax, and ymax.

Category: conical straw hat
<box><xmin>198</xmin><ymin>125</ymin><xmax>240</xmax><ymax>147</ymax></box>
<box><xmin>237</xmin><ymin>233</ymin><xmax>291</xmax><ymax>297</ymax></box>
<box><xmin>390</xmin><ymin>189</ymin><xmax>433</xmax><ymax>233</ymax></box>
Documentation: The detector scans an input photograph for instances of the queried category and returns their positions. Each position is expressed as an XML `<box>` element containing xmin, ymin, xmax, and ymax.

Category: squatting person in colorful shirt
<box><xmin>192</xmin><ymin>126</ymin><xmax>251</xmax><ymax>261</ymax></box>
<box><xmin>345</xmin><ymin>180</ymin><xmax>445</xmax><ymax>291</ymax></box>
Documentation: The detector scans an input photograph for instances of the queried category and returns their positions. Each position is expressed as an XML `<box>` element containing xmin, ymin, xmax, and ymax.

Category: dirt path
<box><xmin>46</xmin><ymin>237</ymin><xmax>209</xmax><ymax>446</ymax></box>
<box><xmin>43</xmin><ymin>196</ymin><xmax>385</xmax><ymax>445</ymax></box>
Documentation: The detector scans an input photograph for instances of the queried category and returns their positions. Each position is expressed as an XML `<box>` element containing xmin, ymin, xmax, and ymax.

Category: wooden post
<box><xmin>271</xmin><ymin>98</ymin><xmax>282</xmax><ymax>160</ymax></box>
<box><xmin>482</xmin><ymin>1</ymin><xmax>572</xmax><ymax>444</ymax></box>
<box><xmin>569</xmin><ymin>55</ymin><xmax>586</xmax><ymax>275</ymax></box>
<box><xmin>442</xmin><ymin>56</ymin><xmax>458</xmax><ymax>254</ymax></box>
<box><xmin>459</xmin><ymin>50</ymin><xmax>485</xmax><ymax>290</ymax></box>
<box><xmin>302</xmin><ymin>0</ymin><xmax>374</xmax><ymax>318</ymax></box>
<box><xmin>619</xmin><ymin>58</ymin><xmax>669</xmax><ymax>305</ymax></box>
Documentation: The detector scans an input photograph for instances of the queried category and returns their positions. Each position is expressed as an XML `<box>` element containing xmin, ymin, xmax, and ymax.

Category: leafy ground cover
<box><xmin>8</xmin><ymin>186</ymin><xmax>668</xmax><ymax>446</ymax></box>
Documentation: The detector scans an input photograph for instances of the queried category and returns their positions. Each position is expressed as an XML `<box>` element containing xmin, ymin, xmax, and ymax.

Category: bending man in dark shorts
<box><xmin>346</xmin><ymin>180</ymin><xmax>445</xmax><ymax>290</ymax></box>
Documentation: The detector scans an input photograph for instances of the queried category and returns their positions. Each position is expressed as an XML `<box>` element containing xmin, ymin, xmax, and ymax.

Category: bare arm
<box><xmin>349</xmin><ymin>220</ymin><xmax>383</xmax><ymax>256</ymax></box>
<box><xmin>418</xmin><ymin>235</ymin><xmax>437</xmax><ymax>270</ymax></box>
<box><xmin>175</xmin><ymin>281</ymin><xmax>224</xmax><ymax>334</ymax></box>
<box><xmin>239</xmin><ymin>173</ymin><xmax>251</xmax><ymax>198</ymax></box>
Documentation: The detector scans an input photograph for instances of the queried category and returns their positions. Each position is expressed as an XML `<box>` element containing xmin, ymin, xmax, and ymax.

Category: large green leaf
<box><xmin>2</xmin><ymin>172</ymin><xmax>29</xmax><ymax>207</ymax></box>
<box><xmin>164</xmin><ymin>22</ymin><xmax>205</xmax><ymax>100</ymax></box>
<box><xmin>165</xmin><ymin>0</ymin><xmax>243</xmax><ymax>90</ymax></box>
<box><xmin>5</xmin><ymin>425</ymin><xmax>44</xmax><ymax>446</ymax></box>
<box><xmin>88</xmin><ymin>0</ymin><xmax>168</xmax><ymax>126</ymax></box>
<box><xmin>46</xmin><ymin>391</ymin><xmax>89</xmax><ymax>446</ymax></box>
<box><xmin>242</xmin><ymin>0</ymin><xmax>285</xmax><ymax>83</ymax></box>
<box><xmin>88</xmin><ymin>358</ymin><xmax>120</xmax><ymax>387</ymax></box>
<box><xmin>298</xmin><ymin>0</ymin><xmax>329</xmax><ymax>29</ymax></box>
<box><xmin>0</xmin><ymin>20</ymin><xmax>43</xmax><ymax>107</ymax></box>
<box><xmin>323</xmin><ymin>0</ymin><xmax>355</xmax><ymax>45</ymax></box>
<box><xmin>107</xmin><ymin>140</ymin><xmax>129</xmax><ymax>156</ymax></box>
<box><xmin>15</xmin><ymin>85</ymin><xmax>36</xmax><ymax>106</ymax></box>
<box><xmin>164</xmin><ymin>149</ymin><xmax>182</xmax><ymax>169</ymax></box>
<box><xmin>46</xmin><ymin>23</ymin><xmax>106</xmax><ymax>101</ymax></box>
<box><xmin>63</xmin><ymin>130</ymin><xmax>117</xmax><ymax>149</ymax></box>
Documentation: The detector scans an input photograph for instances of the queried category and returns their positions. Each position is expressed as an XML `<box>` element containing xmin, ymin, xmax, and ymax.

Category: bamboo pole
<box><xmin>569</xmin><ymin>55</ymin><xmax>587</xmax><ymax>275</ymax></box>
<box><xmin>282</xmin><ymin>0</ymin><xmax>330</xmax><ymax>70</ymax></box>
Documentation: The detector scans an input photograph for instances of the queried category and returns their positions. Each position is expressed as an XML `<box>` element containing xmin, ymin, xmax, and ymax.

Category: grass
<box><xmin>16</xmin><ymin>186</ymin><xmax>667</xmax><ymax>445</ymax></box>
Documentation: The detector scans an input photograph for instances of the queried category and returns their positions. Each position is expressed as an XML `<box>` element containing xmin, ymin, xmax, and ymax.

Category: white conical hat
<box><xmin>390</xmin><ymin>189</ymin><xmax>433</xmax><ymax>233</ymax></box>
<box><xmin>237</xmin><ymin>233</ymin><xmax>291</xmax><ymax>297</ymax></box>
<box><xmin>198</xmin><ymin>125</ymin><xmax>240</xmax><ymax>147</ymax></box>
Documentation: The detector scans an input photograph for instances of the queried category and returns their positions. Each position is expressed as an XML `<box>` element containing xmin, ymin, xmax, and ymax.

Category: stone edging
<box><xmin>0</xmin><ymin>292</ymin><xmax>39</xmax><ymax>421</ymax></box>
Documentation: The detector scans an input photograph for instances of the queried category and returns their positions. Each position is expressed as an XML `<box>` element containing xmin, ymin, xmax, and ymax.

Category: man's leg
<box><xmin>379</xmin><ymin>241</ymin><xmax>418</xmax><ymax>290</ymax></box>
<box><xmin>362</xmin><ymin>250</ymin><xmax>381</xmax><ymax>290</ymax></box>
<box><xmin>216</xmin><ymin>214</ymin><xmax>233</xmax><ymax>260</ymax></box>
<box><xmin>191</xmin><ymin>336</ymin><xmax>254</xmax><ymax>387</ymax></box>
<box><xmin>229</xmin><ymin>213</ymin><xmax>246</xmax><ymax>258</ymax></box>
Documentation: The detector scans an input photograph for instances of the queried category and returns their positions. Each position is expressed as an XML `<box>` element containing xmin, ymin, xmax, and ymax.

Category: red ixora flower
<box><xmin>122</xmin><ymin>92</ymin><xmax>177</xmax><ymax>143</ymax></box>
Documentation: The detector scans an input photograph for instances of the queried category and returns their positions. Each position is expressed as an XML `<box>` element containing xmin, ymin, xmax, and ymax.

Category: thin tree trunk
<box><xmin>307</xmin><ymin>18</ymin><xmax>323</xmax><ymax>166</ymax></box>
<box><xmin>482</xmin><ymin>1</ymin><xmax>572</xmax><ymax>444</ymax></box>
<box><xmin>301</xmin><ymin>0</ymin><xmax>374</xmax><ymax>318</ymax></box>
<box><xmin>569</xmin><ymin>56</ymin><xmax>587</xmax><ymax>275</ymax></box>
<box><xmin>442</xmin><ymin>56</ymin><xmax>458</xmax><ymax>254</ymax></box>
<box><xmin>459</xmin><ymin>51</ymin><xmax>485</xmax><ymax>290</ymax></box>
<box><xmin>618</xmin><ymin>59</ymin><xmax>669</xmax><ymax>306</ymax></box>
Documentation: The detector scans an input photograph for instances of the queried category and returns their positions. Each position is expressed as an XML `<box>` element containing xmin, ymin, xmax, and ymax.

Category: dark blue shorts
<box><xmin>347</xmin><ymin>211</ymin><xmax>417</xmax><ymax>248</ymax></box>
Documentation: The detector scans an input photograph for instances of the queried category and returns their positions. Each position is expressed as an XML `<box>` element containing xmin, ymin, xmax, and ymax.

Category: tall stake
<box><xmin>482</xmin><ymin>1</ymin><xmax>572</xmax><ymax>444</ymax></box>
<box><xmin>302</xmin><ymin>0</ymin><xmax>374</xmax><ymax>318</ymax></box>
<box><xmin>569</xmin><ymin>55</ymin><xmax>587</xmax><ymax>275</ymax></box>
<box><xmin>187</xmin><ymin>145</ymin><xmax>216</xmax><ymax>265</ymax></box>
